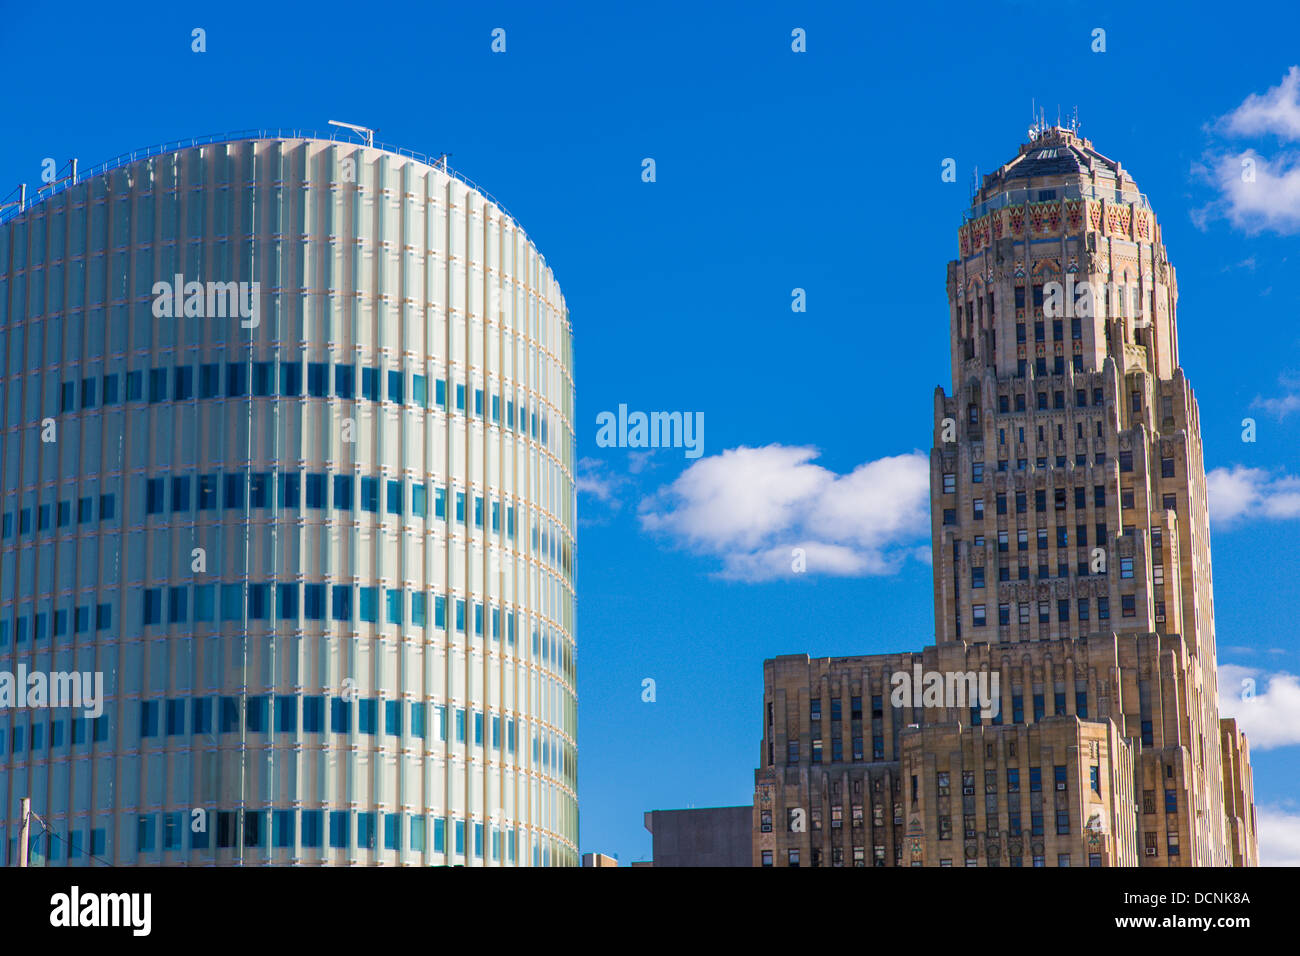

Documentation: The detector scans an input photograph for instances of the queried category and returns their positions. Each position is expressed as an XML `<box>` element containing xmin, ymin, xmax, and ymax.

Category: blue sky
<box><xmin>3</xmin><ymin>0</ymin><xmax>1299</xmax><ymax>864</ymax></box>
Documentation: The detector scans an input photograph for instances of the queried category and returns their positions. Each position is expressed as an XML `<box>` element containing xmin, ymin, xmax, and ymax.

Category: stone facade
<box><xmin>752</xmin><ymin>127</ymin><xmax>1257</xmax><ymax>867</ymax></box>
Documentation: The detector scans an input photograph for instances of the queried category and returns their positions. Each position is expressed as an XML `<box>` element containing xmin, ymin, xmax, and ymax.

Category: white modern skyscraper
<box><xmin>0</xmin><ymin>132</ymin><xmax>578</xmax><ymax>865</ymax></box>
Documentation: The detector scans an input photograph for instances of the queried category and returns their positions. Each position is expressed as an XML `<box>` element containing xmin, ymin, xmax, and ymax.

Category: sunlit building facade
<box><xmin>0</xmin><ymin>133</ymin><xmax>578</xmax><ymax>865</ymax></box>
<box><xmin>753</xmin><ymin>126</ymin><xmax>1256</xmax><ymax>868</ymax></box>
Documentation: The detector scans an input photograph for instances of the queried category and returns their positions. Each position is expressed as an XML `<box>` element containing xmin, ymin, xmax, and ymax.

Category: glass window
<box><xmin>360</xmin><ymin>477</ymin><xmax>379</xmax><ymax>512</ymax></box>
<box><xmin>359</xmin><ymin>587</ymin><xmax>378</xmax><ymax>623</ymax></box>
<box><xmin>335</xmin><ymin>364</ymin><xmax>354</xmax><ymax>399</ymax></box>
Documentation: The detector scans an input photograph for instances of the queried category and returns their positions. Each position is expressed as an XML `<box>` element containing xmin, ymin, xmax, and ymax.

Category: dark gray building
<box><xmin>643</xmin><ymin>807</ymin><xmax>752</xmax><ymax>867</ymax></box>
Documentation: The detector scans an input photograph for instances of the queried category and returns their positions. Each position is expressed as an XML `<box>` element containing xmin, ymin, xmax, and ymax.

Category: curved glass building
<box><xmin>0</xmin><ymin>133</ymin><xmax>577</xmax><ymax>865</ymax></box>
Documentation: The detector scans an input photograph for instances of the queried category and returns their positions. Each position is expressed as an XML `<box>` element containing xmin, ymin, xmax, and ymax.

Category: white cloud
<box><xmin>1196</xmin><ymin>68</ymin><xmax>1300</xmax><ymax>234</ymax></box>
<box><xmin>1222</xmin><ymin>65</ymin><xmax>1300</xmax><ymax>141</ymax></box>
<box><xmin>576</xmin><ymin>457</ymin><xmax>627</xmax><ymax>517</ymax></box>
<box><xmin>1257</xmin><ymin>805</ymin><xmax>1300</xmax><ymax>866</ymax></box>
<box><xmin>638</xmin><ymin>444</ymin><xmax>930</xmax><ymax>581</ymax></box>
<box><xmin>1194</xmin><ymin>149</ymin><xmax>1300</xmax><ymax>234</ymax></box>
<box><xmin>1219</xmin><ymin>663</ymin><xmax>1300</xmax><ymax>750</ymax></box>
<box><xmin>1249</xmin><ymin>373</ymin><xmax>1300</xmax><ymax>419</ymax></box>
<box><xmin>627</xmin><ymin>451</ymin><xmax>655</xmax><ymax>475</ymax></box>
<box><xmin>1253</xmin><ymin>392</ymin><xmax>1300</xmax><ymax>418</ymax></box>
<box><xmin>1207</xmin><ymin>465</ymin><xmax>1300</xmax><ymax>525</ymax></box>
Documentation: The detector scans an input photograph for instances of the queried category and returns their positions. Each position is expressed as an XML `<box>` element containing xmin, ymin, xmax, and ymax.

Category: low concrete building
<box><xmin>644</xmin><ymin>807</ymin><xmax>752</xmax><ymax>867</ymax></box>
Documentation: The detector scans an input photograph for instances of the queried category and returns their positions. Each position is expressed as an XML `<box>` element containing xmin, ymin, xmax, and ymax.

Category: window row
<box><xmin>0</xmin><ymin>714</ymin><xmax>110</xmax><ymax>753</ymax></box>
<box><xmin>973</xmin><ymin>596</ymin><xmax>1127</xmax><ymax>627</ymax></box>
<box><xmin>140</xmin><ymin>471</ymin><xmax>515</xmax><ymax>534</ymax></box>
<box><xmin>0</xmin><ymin>601</ymin><xmax>112</xmax><ymax>646</ymax></box>
<box><xmin>134</xmin><ymin>694</ymin><xmax>519</xmax><ymax>752</ymax></box>
<box><xmin>1</xmin><ymin>494</ymin><xmax>116</xmax><ymax>539</ymax></box>
<box><xmin>140</xmin><ymin>582</ymin><xmax>516</xmax><ymax>637</ymax></box>
<box><xmin>54</xmin><ymin>364</ymin><xmax>556</xmax><ymax>441</ymax></box>
<box><xmin>27</xmin><ymin>811</ymin><xmax>525</xmax><ymax>862</ymax></box>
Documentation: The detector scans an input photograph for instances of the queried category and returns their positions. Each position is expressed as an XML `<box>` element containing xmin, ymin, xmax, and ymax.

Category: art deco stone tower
<box><xmin>753</xmin><ymin>126</ymin><xmax>1256</xmax><ymax>868</ymax></box>
<box><xmin>932</xmin><ymin>124</ymin><xmax>1255</xmax><ymax>865</ymax></box>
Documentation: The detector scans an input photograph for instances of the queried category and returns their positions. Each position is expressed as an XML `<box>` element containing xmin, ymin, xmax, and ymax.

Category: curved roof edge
<box><xmin>0</xmin><ymin>128</ymin><xmax>518</xmax><ymax>228</ymax></box>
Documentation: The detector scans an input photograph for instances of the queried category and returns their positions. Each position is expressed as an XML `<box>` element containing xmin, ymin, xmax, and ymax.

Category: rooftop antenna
<box><xmin>327</xmin><ymin>119</ymin><xmax>375</xmax><ymax>148</ymax></box>
<box><xmin>0</xmin><ymin>183</ymin><xmax>28</xmax><ymax>215</ymax></box>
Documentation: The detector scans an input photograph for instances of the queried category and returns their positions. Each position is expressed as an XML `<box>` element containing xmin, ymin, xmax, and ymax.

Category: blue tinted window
<box><xmin>357</xmin><ymin>812</ymin><xmax>376</xmax><ymax>849</ymax></box>
<box><xmin>360</xmin><ymin>477</ymin><xmax>379</xmax><ymax>512</ymax></box>
<box><xmin>303</xmin><ymin>697</ymin><xmax>324</xmax><ymax>733</ymax></box>
<box><xmin>305</xmin><ymin>474</ymin><xmax>326</xmax><ymax>508</ymax></box>
<box><xmin>359</xmin><ymin>699</ymin><xmax>378</xmax><ymax>735</ymax></box>
<box><xmin>335</xmin><ymin>364</ymin><xmax>354</xmax><ymax>399</ymax></box>
<box><xmin>304</xmin><ymin>584</ymin><xmax>326</xmax><ymax>620</ymax></box>
<box><xmin>280</xmin><ymin>362</ymin><xmax>302</xmax><ymax>396</ymax></box>
<box><xmin>331</xmin><ymin>699</ymin><xmax>352</xmax><ymax>734</ymax></box>
<box><xmin>329</xmin><ymin>811</ymin><xmax>350</xmax><ymax>849</ymax></box>
<box><xmin>273</xmin><ymin>810</ymin><xmax>295</xmax><ymax>848</ymax></box>
<box><xmin>301</xmin><ymin>811</ymin><xmax>323</xmax><ymax>848</ymax></box>
<box><xmin>277</xmin><ymin>584</ymin><xmax>298</xmax><ymax>620</ymax></box>
<box><xmin>276</xmin><ymin>696</ymin><xmax>297</xmax><ymax>732</ymax></box>
<box><xmin>246</xmin><ymin>696</ymin><xmax>268</xmax><ymax>733</ymax></box>
<box><xmin>332</xmin><ymin>585</ymin><xmax>352</xmax><ymax>621</ymax></box>
<box><xmin>334</xmin><ymin>475</ymin><xmax>353</xmax><ymax>509</ymax></box>
<box><xmin>359</xmin><ymin>587</ymin><xmax>378</xmax><ymax>622</ymax></box>
<box><xmin>307</xmin><ymin>363</ymin><xmax>329</xmax><ymax>397</ymax></box>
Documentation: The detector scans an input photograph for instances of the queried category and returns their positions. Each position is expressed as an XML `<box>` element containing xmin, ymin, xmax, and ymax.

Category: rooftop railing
<box><xmin>962</xmin><ymin>183</ymin><xmax>1151</xmax><ymax>224</ymax></box>
<box><xmin>0</xmin><ymin>127</ymin><xmax>518</xmax><ymax>227</ymax></box>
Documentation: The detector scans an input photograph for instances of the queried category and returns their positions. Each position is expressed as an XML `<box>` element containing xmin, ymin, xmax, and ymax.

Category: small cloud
<box><xmin>627</xmin><ymin>450</ymin><xmax>655</xmax><ymax>475</ymax></box>
<box><xmin>1221</xmin><ymin>65</ymin><xmax>1300</xmax><ymax>141</ymax></box>
<box><xmin>1206</xmin><ymin>465</ymin><xmax>1300</xmax><ymax>525</ymax></box>
<box><xmin>1219</xmin><ymin>663</ymin><xmax>1300</xmax><ymax>750</ymax></box>
<box><xmin>1250</xmin><ymin>393</ymin><xmax>1300</xmax><ymax>417</ymax></box>
<box><xmin>639</xmin><ymin>444</ymin><xmax>930</xmax><ymax>582</ymax></box>
<box><xmin>576</xmin><ymin>457</ymin><xmax>630</xmax><ymax>521</ymax></box>
<box><xmin>1257</xmin><ymin>804</ymin><xmax>1300</xmax><ymax>866</ymax></box>
<box><xmin>1251</xmin><ymin>373</ymin><xmax>1300</xmax><ymax>418</ymax></box>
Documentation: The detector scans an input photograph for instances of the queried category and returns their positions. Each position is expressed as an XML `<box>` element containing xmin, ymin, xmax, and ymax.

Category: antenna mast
<box><xmin>327</xmin><ymin>119</ymin><xmax>375</xmax><ymax>148</ymax></box>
